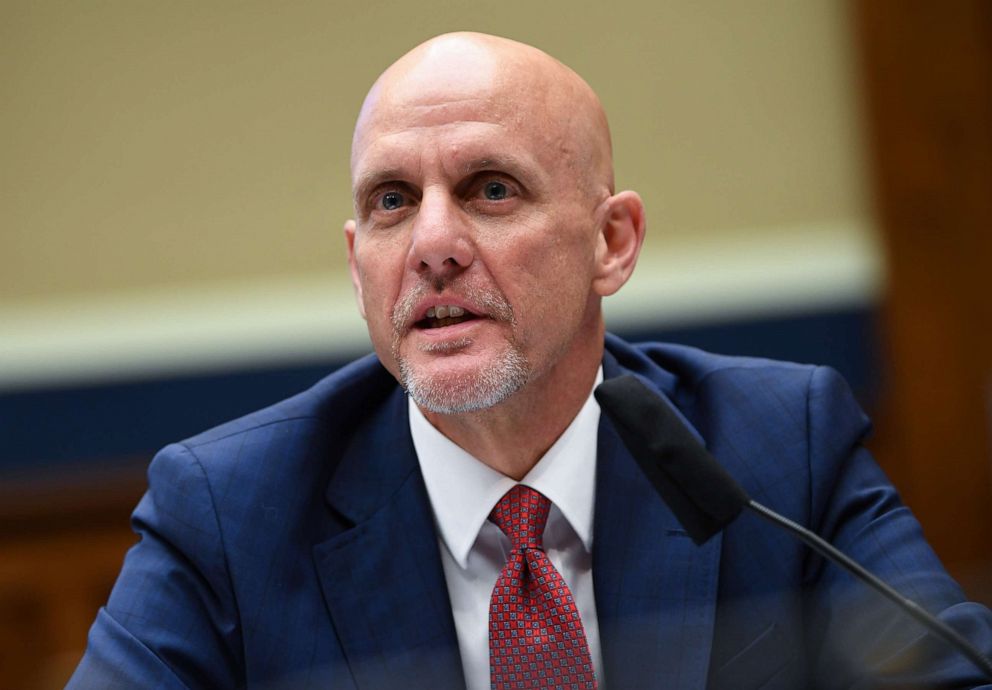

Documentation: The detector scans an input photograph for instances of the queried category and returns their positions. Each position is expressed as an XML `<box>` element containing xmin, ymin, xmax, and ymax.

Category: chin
<box><xmin>399</xmin><ymin>349</ymin><xmax>530</xmax><ymax>415</ymax></box>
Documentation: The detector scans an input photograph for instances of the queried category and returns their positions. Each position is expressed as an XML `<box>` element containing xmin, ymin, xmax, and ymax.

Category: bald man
<box><xmin>70</xmin><ymin>33</ymin><xmax>992</xmax><ymax>689</ymax></box>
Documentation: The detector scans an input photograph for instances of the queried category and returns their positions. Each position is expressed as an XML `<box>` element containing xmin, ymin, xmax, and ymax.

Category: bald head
<box><xmin>352</xmin><ymin>32</ymin><xmax>614</xmax><ymax>195</ymax></box>
<box><xmin>344</xmin><ymin>32</ymin><xmax>646</xmax><ymax>425</ymax></box>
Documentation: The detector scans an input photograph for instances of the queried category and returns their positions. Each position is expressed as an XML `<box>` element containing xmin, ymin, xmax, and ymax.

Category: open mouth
<box><xmin>415</xmin><ymin>305</ymin><xmax>479</xmax><ymax>330</ymax></box>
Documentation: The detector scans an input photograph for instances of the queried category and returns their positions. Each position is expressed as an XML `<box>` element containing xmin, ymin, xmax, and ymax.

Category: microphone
<box><xmin>594</xmin><ymin>374</ymin><xmax>992</xmax><ymax>679</ymax></box>
<box><xmin>593</xmin><ymin>374</ymin><xmax>749</xmax><ymax>545</ymax></box>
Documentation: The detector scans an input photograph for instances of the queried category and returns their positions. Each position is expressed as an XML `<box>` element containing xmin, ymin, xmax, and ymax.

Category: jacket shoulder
<box><xmin>606</xmin><ymin>332</ymin><xmax>818</xmax><ymax>396</ymax></box>
<box><xmin>604</xmin><ymin>334</ymin><xmax>868</xmax><ymax>464</ymax></box>
<box><xmin>179</xmin><ymin>353</ymin><xmax>397</xmax><ymax>450</ymax></box>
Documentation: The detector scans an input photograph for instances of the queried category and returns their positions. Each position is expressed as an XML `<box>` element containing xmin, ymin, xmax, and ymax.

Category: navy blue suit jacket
<box><xmin>69</xmin><ymin>335</ymin><xmax>992</xmax><ymax>688</ymax></box>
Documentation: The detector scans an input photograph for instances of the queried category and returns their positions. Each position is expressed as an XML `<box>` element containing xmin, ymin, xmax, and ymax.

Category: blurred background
<box><xmin>1</xmin><ymin>0</ymin><xmax>990</xmax><ymax>687</ymax></box>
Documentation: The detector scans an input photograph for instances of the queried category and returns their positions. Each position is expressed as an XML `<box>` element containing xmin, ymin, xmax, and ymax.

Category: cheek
<box><xmin>352</xmin><ymin>246</ymin><xmax>404</xmax><ymax>372</ymax></box>
<box><xmin>353</xmin><ymin>239</ymin><xmax>405</xmax><ymax>321</ymax></box>
<box><xmin>515</xmin><ymin>213</ymin><xmax>596</xmax><ymax>280</ymax></box>
<box><xmin>492</xmin><ymin>217</ymin><xmax>598</xmax><ymax>326</ymax></box>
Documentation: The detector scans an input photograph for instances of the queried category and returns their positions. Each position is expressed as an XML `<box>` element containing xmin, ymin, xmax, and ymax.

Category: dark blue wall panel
<box><xmin>0</xmin><ymin>305</ymin><xmax>879</xmax><ymax>474</ymax></box>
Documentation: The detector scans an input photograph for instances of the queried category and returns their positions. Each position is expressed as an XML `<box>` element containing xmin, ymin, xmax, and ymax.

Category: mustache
<box><xmin>390</xmin><ymin>277</ymin><xmax>515</xmax><ymax>333</ymax></box>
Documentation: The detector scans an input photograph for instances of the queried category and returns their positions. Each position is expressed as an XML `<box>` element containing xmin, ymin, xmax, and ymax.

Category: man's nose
<box><xmin>408</xmin><ymin>189</ymin><xmax>474</xmax><ymax>275</ymax></box>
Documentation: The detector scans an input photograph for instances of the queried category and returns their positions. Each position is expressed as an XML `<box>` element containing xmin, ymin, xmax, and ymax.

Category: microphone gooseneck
<box><xmin>594</xmin><ymin>374</ymin><xmax>992</xmax><ymax>680</ymax></box>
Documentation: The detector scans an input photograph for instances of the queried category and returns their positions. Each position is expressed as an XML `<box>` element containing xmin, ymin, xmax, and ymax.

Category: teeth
<box><xmin>425</xmin><ymin>305</ymin><xmax>465</xmax><ymax>320</ymax></box>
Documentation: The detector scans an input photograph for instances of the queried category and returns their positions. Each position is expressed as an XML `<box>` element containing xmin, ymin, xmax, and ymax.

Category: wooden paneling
<box><xmin>852</xmin><ymin>0</ymin><xmax>992</xmax><ymax>602</ymax></box>
<box><xmin>0</xmin><ymin>470</ymin><xmax>144</xmax><ymax>689</ymax></box>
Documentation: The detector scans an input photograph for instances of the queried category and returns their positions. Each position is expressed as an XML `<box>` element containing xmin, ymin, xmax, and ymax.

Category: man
<box><xmin>70</xmin><ymin>33</ymin><xmax>992</xmax><ymax>689</ymax></box>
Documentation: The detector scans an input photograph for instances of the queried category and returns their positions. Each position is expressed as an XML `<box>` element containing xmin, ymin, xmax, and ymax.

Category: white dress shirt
<box><xmin>409</xmin><ymin>368</ymin><xmax>604</xmax><ymax>690</ymax></box>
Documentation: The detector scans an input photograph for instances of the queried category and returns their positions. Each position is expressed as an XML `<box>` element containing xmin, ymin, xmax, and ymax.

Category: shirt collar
<box><xmin>411</xmin><ymin>367</ymin><xmax>602</xmax><ymax>569</ymax></box>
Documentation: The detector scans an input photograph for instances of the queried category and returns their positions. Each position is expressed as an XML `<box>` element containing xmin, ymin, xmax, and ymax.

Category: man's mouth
<box><xmin>416</xmin><ymin>305</ymin><xmax>479</xmax><ymax>329</ymax></box>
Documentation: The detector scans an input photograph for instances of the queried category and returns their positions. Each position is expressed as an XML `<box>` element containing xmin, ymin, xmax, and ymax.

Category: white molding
<box><xmin>0</xmin><ymin>219</ymin><xmax>882</xmax><ymax>390</ymax></box>
<box><xmin>606</xmin><ymin>218</ymin><xmax>884</xmax><ymax>329</ymax></box>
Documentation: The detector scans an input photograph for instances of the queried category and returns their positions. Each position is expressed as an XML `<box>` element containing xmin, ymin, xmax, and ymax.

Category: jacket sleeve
<box><xmin>803</xmin><ymin>366</ymin><xmax>992</xmax><ymax>688</ymax></box>
<box><xmin>67</xmin><ymin>443</ymin><xmax>244</xmax><ymax>689</ymax></box>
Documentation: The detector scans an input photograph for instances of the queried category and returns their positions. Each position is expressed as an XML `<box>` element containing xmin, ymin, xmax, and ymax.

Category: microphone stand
<box><xmin>746</xmin><ymin>499</ymin><xmax>992</xmax><ymax>678</ymax></box>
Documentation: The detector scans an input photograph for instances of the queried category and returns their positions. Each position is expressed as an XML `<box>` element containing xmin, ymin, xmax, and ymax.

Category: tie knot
<box><xmin>490</xmin><ymin>485</ymin><xmax>551</xmax><ymax>551</ymax></box>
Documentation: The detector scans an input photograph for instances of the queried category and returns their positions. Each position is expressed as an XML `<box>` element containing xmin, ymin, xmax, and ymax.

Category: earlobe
<box><xmin>592</xmin><ymin>191</ymin><xmax>646</xmax><ymax>297</ymax></box>
<box><xmin>344</xmin><ymin>219</ymin><xmax>367</xmax><ymax>320</ymax></box>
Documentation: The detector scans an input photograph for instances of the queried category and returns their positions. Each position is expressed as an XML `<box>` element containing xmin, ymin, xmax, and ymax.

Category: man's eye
<box><xmin>483</xmin><ymin>181</ymin><xmax>509</xmax><ymax>201</ymax></box>
<box><xmin>379</xmin><ymin>191</ymin><xmax>405</xmax><ymax>211</ymax></box>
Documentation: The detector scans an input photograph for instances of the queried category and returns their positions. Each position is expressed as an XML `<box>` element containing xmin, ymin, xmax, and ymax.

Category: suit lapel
<box><xmin>594</xmin><ymin>352</ymin><xmax>722</xmax><ymax>689</ymax></box>
<box><xmin>313</xmin><ymin>388</ymin><xmax>465</xmax><ymax>690</ymax></box>
<box><xmin>309</xmin><ymin>346</ymin><xmax>724</xmax><ymax>689</ymax></box>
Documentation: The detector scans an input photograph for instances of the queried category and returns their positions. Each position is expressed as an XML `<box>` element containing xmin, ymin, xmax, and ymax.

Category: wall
<box><xmin>1</xmin><ymin>0</ymin><xmax>877</xmax><ymax>389</ymax></box>
<box><xmin>1</xmin><ymin>2</ymin><xmax>891</xmax><ymax>688</ymax></box>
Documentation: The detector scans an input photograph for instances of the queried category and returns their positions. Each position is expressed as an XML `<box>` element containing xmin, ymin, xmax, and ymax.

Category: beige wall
<box><xmin>1</xmin><ymin>0</ymin><xmax>877</xmax><ymax>383</ymax></box>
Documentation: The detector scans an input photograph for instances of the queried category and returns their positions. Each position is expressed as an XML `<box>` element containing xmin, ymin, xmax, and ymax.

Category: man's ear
<box><xmin>592</xmin><ymin>191</ymin><xmax>646</xmax><ymax>297</ymax></box>
<box><xmin>343</xmin><ymin>219</ymin><xmax>367</xmax><ymax>320</ymax></box>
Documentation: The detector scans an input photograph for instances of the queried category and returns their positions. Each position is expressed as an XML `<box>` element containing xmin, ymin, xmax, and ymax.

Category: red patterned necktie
<box><xmin>488</xmin><ymin>484</ymin><xmax>597</xmax><ymax>689</ymax></box>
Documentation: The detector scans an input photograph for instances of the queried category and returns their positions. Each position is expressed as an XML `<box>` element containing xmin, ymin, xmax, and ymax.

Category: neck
<box><xmin>421</xmin><ymin>328</ymin><xmax>604</xmax><ymax>480</ymax></box>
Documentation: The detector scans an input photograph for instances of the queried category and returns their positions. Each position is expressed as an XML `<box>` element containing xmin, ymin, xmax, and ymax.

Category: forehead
<box><xmin>357</xmin><ymin>115</ymin><xmax>530</xmax><ymax>167</ymax></box>
<box><xmin>351</xmin><ymin>88</ymin><xmax>555</xmax><ymax>194</ymax></box>
<box><xmin>350</xmin><ymin>39</ymin><xmax>562</xmax><ymax>179</ymax></box>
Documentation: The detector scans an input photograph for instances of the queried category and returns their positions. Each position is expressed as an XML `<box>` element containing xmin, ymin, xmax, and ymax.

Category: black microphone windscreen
<box><xmin>595</xmin><ymin>375</ymin><xmax>750</xmax><ymax>544</ymax></box>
